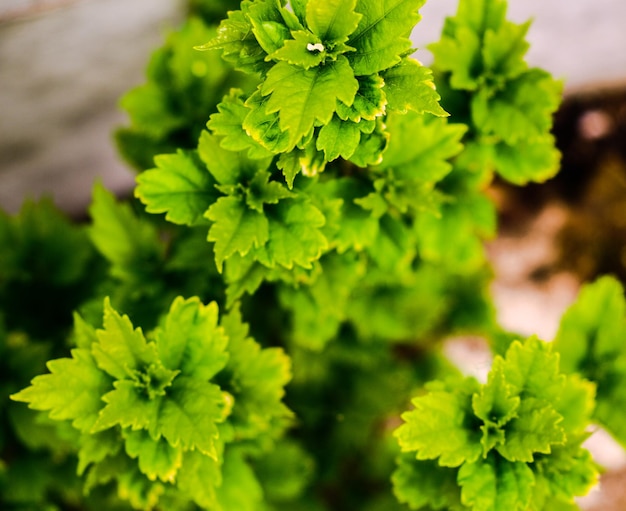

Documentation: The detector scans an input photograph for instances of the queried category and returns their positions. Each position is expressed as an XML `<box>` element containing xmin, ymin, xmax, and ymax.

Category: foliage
<box><xmin>2</xmin><ymin>0</ymin><xmax>623</xmax><ymax>510</ymax></box>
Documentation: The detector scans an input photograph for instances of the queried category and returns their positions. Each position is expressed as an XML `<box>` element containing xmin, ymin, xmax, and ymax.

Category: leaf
<box><xmin>495</xmin><ymin>398</ymin><xmax>565</xmax><ymax>462</ymax></box>
<box><xmin>458</xmin><ymin>455</ymin><xmax>535</xmax><ymax>511</ymax></box>
<box><xmin>135</xmin><ymin>150</ymin><xmax>219</xmax><ymax>226</ymax></box>
<box><xmin>11</xmin><ymin>349</ymin><xmax>111</xmax><ymax>432</ymax></box>
<box><xmin>254</xmin><ymin>200</ymin><xmax>328</xmax><ymax>269</ymax></box>
<box><xmin>208</xmin><ymin>90</ymin><xmax>274</xmax><ymax>159</ymax></box>
<box><xmin>92</xmin><ymin>298</ymin><xmax>157</xmax><ymax>380</ymax></box>
<box><xmin>177</xmin><ymin>449</ymin><xmax>221</xmax><ymax>508</ymax></box>
<box><xmin>156</xmin><ymin>297</ymin><xmax>229</xmax><ymax>381</ymax></box>
<box><xmin>245</xmin><ymin>170</ymin><xmax>293</xmax><ymax>212</ymax></box>
<box><xmin>158</xmin><ymin>377</ymin><xmax>226</xmax><ymax>458</ymax></box>
<box><xmin>392</xmin><ymin>454</ymin><xmax>465</xmax><ymax>511</ymax></box>
<box><xmin>88</xmin><ymin>184</ymin><xmax>164</xmax><ymax>281</ymax></box>
<box><xmin>492</xmin><ymin>136</ymin><xmax>561</xmax><ymax>185</ymax></box>
<box><xmin>198</xmin><ymin>129</ymin><xmax>271</xmax><ymax>186</ymax></box>
<box><xmin>396</xmin><ymin>387</ymin><xmax>482</xmax><ymax>467</ymax></box>
<box><xmin>472</xmin><ymin>362</ymin><xmax>520</xmax><ymax>427</ymax></box>
<box><xmin>215</xmin><ymin>448</ymin><xmax>263</xmax><ymax>511</ymax></box>
<box><xmin>247</xmin><ymin>0</ymin><xmax>292</xmax><ymax>55</ymax></box>
<box><xmin>383</xmin><ymin>58</ymin><xmax>447</xmax><ymax>116</ymax></box>
<box><xmin>261</xmin><ymin>57</ymin><xmax>359</xmax><ymax>149</ymax></box>
<box><xmin>305</xmin><ymin>0</ymin><xmax>362</xmax><ymax>44</ymax></box>
<box><xmin>196</xmin><ymin>9</ymin><xmax>269</xmax><ymax>74</ymax></box>
<box><xmin>336</xmin><ymin>73</ymin><xmax>387</xmax><ymax>122</ymax></box>
<box><xmin>91</xmin><ymin>380</ymin><xmax>161</xmax><ymax>433</ymax></box>
<box><xmin>268</xmin><ymin>30</ymin><xmax>327</xmax><ymax>69</ymax></box>
<box><xmin>348</xmin><ymin>0</ymin><xmax>426</xmax><ymax>75</ymax></box>
<box><xmin>124</xmin><ymin>429</ymin><xmax>183</xmax><ymax>482</ymax></box>
<box><xmin>243</xmin><ymin>89</ymin><xmax>293</xmax><ymax>154</ymax></box>
<box><xmin>316</xmin><ymin>115</ymin><xmax>362</xmax><ymax>161</ymax></box>
<box><xmin>206</xmin><ymin>196</ymin><xmax>270</xmax><ymax>271</ymax></box>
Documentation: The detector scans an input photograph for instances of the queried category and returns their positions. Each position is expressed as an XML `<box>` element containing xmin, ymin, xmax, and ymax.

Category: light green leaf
<box><xmin>158</xmin><ymin>377</ymin><xmax>226</xmax><ymax>458</ymax></box>
<box><xmin>255</xmin><ymin>200</ymin><xmax>328</xmax><ymax>269</ymax></box>
<box><xmin>458</xmin><ymin>455</ymin><xmax>535</xmax><ymax>511</ymax></box>
<box><xmin>306</xmin><ymin>0</ymin><xmax>362</xmax><ymax>43</ymax></box>
<box><xmin>492</xmin><ymin>135</ymin><xmax>561</xmax><ymax>185</ymax></box>
<box><xmin>135</xmin><ymin>149</ymin><xmax>218</xmax><ymax>226</ymax></box>
<box><xmin>177</xmin><ymin>449</ymin><xmax>221</xmax><ymax>508</ymax></box>
<box><xmin>124</xmin><ymin>429</ymin><xmax>183</xmax><ymax>482</ymax></box>
<box><xmin>396</xmin><ymin>388</ymin><xmax>482</xmax><ymax>467</ymax></box>
<box><xmin>77</xmin><ymin>429</ymin><xmax>121</xmax><ymax>475</ymax></box>
<box><xmin>215</xmin><ymin>448</ymin><xmax>263</xmax><ymax>511</ymax></box>
<box><xmin>245</xmin><ymin>169</ymin><xmax>293</xmax><ymax>212</ymax></box>
<box><xmin>473</xmin><ymin>362</ymin><xmax>520</xmax><ymax>427</ymax></box>
<box><xmin>243</xmin><ymin>89</ymin><xmax>292</xmax><ymax>153</ymax></box>
<box><xmin>198</xmin><ymin>129</ymin><xmax>271</xmax><ymax>186</ymax></box>
<box><xmin>206</xmin><ymin>196</ymin><xmax>270</xmax><ymax>271</ymax></box>
<box><xmin>496</xmin><ymin>398</ymin><xmax>565</xmax><ymax>462</ymax></box>
<box><xmin>268</xmin><ymin>30</ymin><xmax>327</xmax><ymax>69</ymax></box>
<box><xmin>208</xmin><ymin>90</ymin><xmax>274</xmax><ymax>159</ymax></box>
<box><xmin>156</xmin><ymin>297</ymin><xmax>229</xmax><ymax>381</ymax></box>
<box><xmin>483</xmin><ymin>20</ymin><xmax>530</xmax><ymax>80</ymax></box>
<box><xmin>11</xmin><ymin>349</ymin><xmax>111</xmax><ymax>432</ymax></box>
<box><xmin>247</xmin><ymin>0</ymin><xmax>291</xmax><ymax>55</ymax></box>
<box><xmin>261</xmin><ymin>57</ymin><xmax>358</xmax><ymax>149</ymax></box>
<box><xmin>383</xmin><ymin>58</ymin><xmax>446</xmax><ymax>116</ymax></box>
<box><xmin>92</xmin><ymin>298</ymin><xmax>157</xmax><ymax>380</ymax></box>
<box><xmin>348</xmin><ymin>0</ymin><xmax>425</xmax><ymax>75</ymax></box>
<box><xmin>316</xmin><ymin>115</ymin><xmax>362</xmax><ymax>161</ymax></box>
<box><xmin>336</xmin><ymin>74</ymin><xmax>387</xmax><ymax>122</ymax></box>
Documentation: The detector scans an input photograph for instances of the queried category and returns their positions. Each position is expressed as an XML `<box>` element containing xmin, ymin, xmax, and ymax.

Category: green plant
<box><xmin>3</xmin><ymin>0</ymin><xmax>625</xmax><ymax>510</ymax></box>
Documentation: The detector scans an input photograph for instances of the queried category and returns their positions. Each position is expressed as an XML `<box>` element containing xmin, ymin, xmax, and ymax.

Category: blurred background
<box><xmin>1</xmin><ymin>1</ymin><xmax>626</xmax><ymax>509</ymax></box>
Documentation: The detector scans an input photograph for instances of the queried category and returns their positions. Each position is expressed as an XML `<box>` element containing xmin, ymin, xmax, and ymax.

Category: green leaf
<box><xmin>268</xmin><ymin>30</ymin><xmax>327</xmax><ymax>69</ymax></box>
<box><xmin>316</xmin><ymin>115</ymin><xmax>362</xmax><ymax>161</ymax></box>
<box><xmin>158</xmin><ymin>377</ymin><xmax>226</xmax><ymax>458</ymax></box>
<box><xmin>156</xmin><ymin>297</ymin><xmax>229</xmax><ymax>381</ymax></box>
<box><xmin>91</xmin><ymin>380</ymin><xmax>161</xmax><ymax>433</ymax></box>
<box><xmin>177</xmin><ymin>449</ymin><xmax>221</xmax><ymax>508</ymax></box>
<box><xmin>247</xmin><ymin>0</ymin><xmax>292</xmax><ymax>55</ymax></box>
<box><xmin>261</xmin><ymin>57</ymin><xmax>359</xmax><ymax>149</ymax></box>
<box><xmin>11</xmin><ymin>349</ymin><xmax>110</xmax><ymax>432</ymax></box>
<box><xmin>215</xmin><ymin>448</ymin><xmax>263</xmax><ymax>511</ymax></box>
<box><xmin>306</xmin><ymin>0</ymin><xmax>362</xmax><ymax>44</ymax></box>
<box><xmin>243</xmin><ymin>89</ymin><xmax>293</xmax><ymax>154</ymax></box>
<box><xmin>482</xmin><ymin>20</ymin><xmax>531</xmax><ymax>80</ymax></box>
<box><xmin>198</xmin><ymin>129</ymin><xmax>271</xmax><ymax>186</ymax></box>
<box><xmin>396</xmin><ymin>387</ymin><xmax>482</xmax><ymax>467</ymax></box>
<box><xmin>245</xmin><ymin>170</ymin><xmax>293</xmax><ymax>212</ymax></box>
<box><xmin>458</xmin><ymin>455</ymin><xmax>535</xmax><ymax>511</ymax></box>
<box><xmin>254</xmin><ymin>200</ymin><xmax>328</xmax><ymax>269</ymax></box>
<box><xmin>135</xmin><ymin>150</ymin><xmax>218</xmax><ymax>226</ymax></box>
<box><xmin>206</xmin><ymin>196</ymin><xmax>270</xmax><ymax>271</ymax></box>
<box><xmin>492</xmin><ymin>135</ymin><xmax>561</xmax><ymax>185</ymax></box>
<box><xmin>495</xmin><ymin>398</ymin><xmax>565</xmax><ymax>462</ymax></box>
<box><xmin>208</xmin><ymin>90</ymin><xmax>274</xmax><ymax>159</ymax></box>
<box><xmin>92</xmin><ymin>298</ymin><xmax>157</xmax><ymax>380</ymax></box>
<box><xmin>392</xmin><ymin>454</ymin><xmax>465</xmax><ymax>511</ymax></box>
<box><xmin>336</xmin><ymin>74</ymin><xmax>387</xmax><ymax>122</ymax></box>
<box><xmin>348</xmin><ymin>0</ymin><xmax>425</xmax><ymax>75</ymax></box>
<box><xmin>196</xmin><ymin>9</ymin><xmax>269</xmax><ymax>74</ymax></box>
<box><xmin>124</xmin><ymin>429</ymin><xmax>183</xmax><ymax>482</ymax></box>
<box><xmin>78</xmin><ymin>429</ymin><xmax>121</xmax><ymax>475</ymax></box>
<box><xmin>383</xmin><ymin>58</ymin><xmax>447</xmax><ymax>116</ymax></box>
<box><xmin>88</xmin><ymin>184</ymin><xmax>164</xmax><ymax>281</ymax></box>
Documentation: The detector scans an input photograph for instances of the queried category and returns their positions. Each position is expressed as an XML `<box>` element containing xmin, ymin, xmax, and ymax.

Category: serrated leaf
<box><xmin>336</xmin><ymin>74</ymin><xmax>387</xmax><ymax>122</ymax></box>
<box><xmin>215</xmin><ymin>448</ymin><xmax>263</xmax><ymax>511</ymax></box>
<box><xmin>177</xmin><ymin>449</ymin><xmax>221</xmax><ymax>508</ymax></box>
<box><xmin>261</xmin><ymin>57</ymin><xmax>358</xmax><ymax>149</ymax></box>
<box><xmin>196</xmin><ymin>9</ymin><xmax>269</xmax><ymax>74</ymax></box>
<box><xmin>224</xmin><ymin>254</ymin><xmax>270</xmax><ymax>307</ymax></box>
<box><xmin>396</xmin><ymin>388</ymin><xmax>482</xmax><ymax>467</ymax></box>
<box><xmin>124</xmin><ymin>429</ymin><xmax>183</xmax><ymax>482</ymax></box>
<box><xmin>88</xmin><ymin>184</ymin><xmax>164</xmax><ymax>281</ymax></box>
<box><xmin>243</xmin><ymin>89</ymin><xmax>292</xmax><ymax>153</ymax></box>
<box><xmin>135</xmin><ymin>149</ymin><xmax>218</xmax><ymax>226</ymax></box>
<box><xmin>245</xmin><ymin>169</ymin><xmax>293</xmax><ymax>212</ymax></box>
<box><xmin>383</xmin><ymin>58</ymin><xmax>447</xmax><ymax>116</ymax></box>
<box><xmin>156</xmin><ymin>297</ymin><xmax>229</xmax><ymax>381</ymax></box>
<box><xmin>492</xmin><ymin>135</ymin><xmax>560</xmax><ymax>185</ymax></box>
<box><xmin>430</xmin><ymin>25</ymin><xmax>482</xmax><ymax>90</ymax></box>
<box><xmin>92</xmin><ymin>298</ymin><xmax>157</xmax><ymax>380</ymax></box>
<box><xmin>158</xmin><ymin>377</ymin><xmax>226</xmax><ymax>458</ymax></box>
<box><xmin>198</xmin><ymin>129</ymin><xmax>271</xmax><ymax>186</ymax></box>
<box><xmin>392</xmin><ymin>455</ymin><xmax>465</xmax><ymax>511</ymax></box>
<box><xmin>458</xmin><ymin>455</ymin><xmax>535</xmax><ymax>511</ymax></box>
<box><xmin>78</xmin><ymin>429</ymin><xmax>121</xmax><ymax>475</ymax></box>
<box><xmin>247</xmin><ymin>0</ymin><xmax>291</xmax><ymax>55</ymax></box>
<box><xmin>91</xmin><ymin>380</ymin><xmax>161</xmax><ymax>433</ymax></box>
<box><xmin>206</xmin><ymin>196</ymin><xmax>270</xmax><ymax>271</ymax></box>
<box><xmin>208</xmin><ymin>90</ymin><xmax>274</xmax><ymax>159</ymax></box>
<box><xmin>483</xmin><ymin>20</ymin><xmax>531</xmax><ymax>80</ymax></box>
<box><xmin>316</xmin><ymin>115</ymin><xmax>361</xmax><ymax>161</ymax></box>
<box><xmin>268</xmin><ymin>30</ymin><xmax>327</xmax><ymax>69</ymax></box>
<box><xmin>348</xmin><ymin>0</ymin><xmax>425</xmax><ymax>75</ymax></box>
<box><xmin>254</xmin><ymin>200</ymin><xmax>328</xmax><ymax>269</ymax></box>
<box><xmin>473</xmin><ymin>363</ymin><xmax>520</xmax><ymax>427</ymax></box>
<box><xmin>306</xmin><ymin>0</ymin><xmax>362</xmax><ymax>44</ymax></box>
<box><xmin>496</xmin><ymin>398</ymin><xmax>565</xmax><ymax>462</ymax></box>
<box><xmin>11</xmin><ymin>349</ymin><xmax>111</xmax><ymax>432</ymax></box>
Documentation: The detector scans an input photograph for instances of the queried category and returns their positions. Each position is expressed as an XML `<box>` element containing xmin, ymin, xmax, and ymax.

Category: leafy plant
<box><xmin>3</xmin><ymin>0</ymin><xmax>624</xmax><ymax>510</ymax></box>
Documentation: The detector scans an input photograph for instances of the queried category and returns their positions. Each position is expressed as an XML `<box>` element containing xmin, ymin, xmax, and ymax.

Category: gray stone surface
<box><xmin>1</xmin><ymin>0</ymin><xmax>625</xmax><ymax>213</ymax></box>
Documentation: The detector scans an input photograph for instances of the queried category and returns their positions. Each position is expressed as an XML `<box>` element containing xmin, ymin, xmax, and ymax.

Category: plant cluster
<box><xmin>2</xmin><ymin>0</ymin><xmax>625</xmax><ymax>510</ymax></box>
